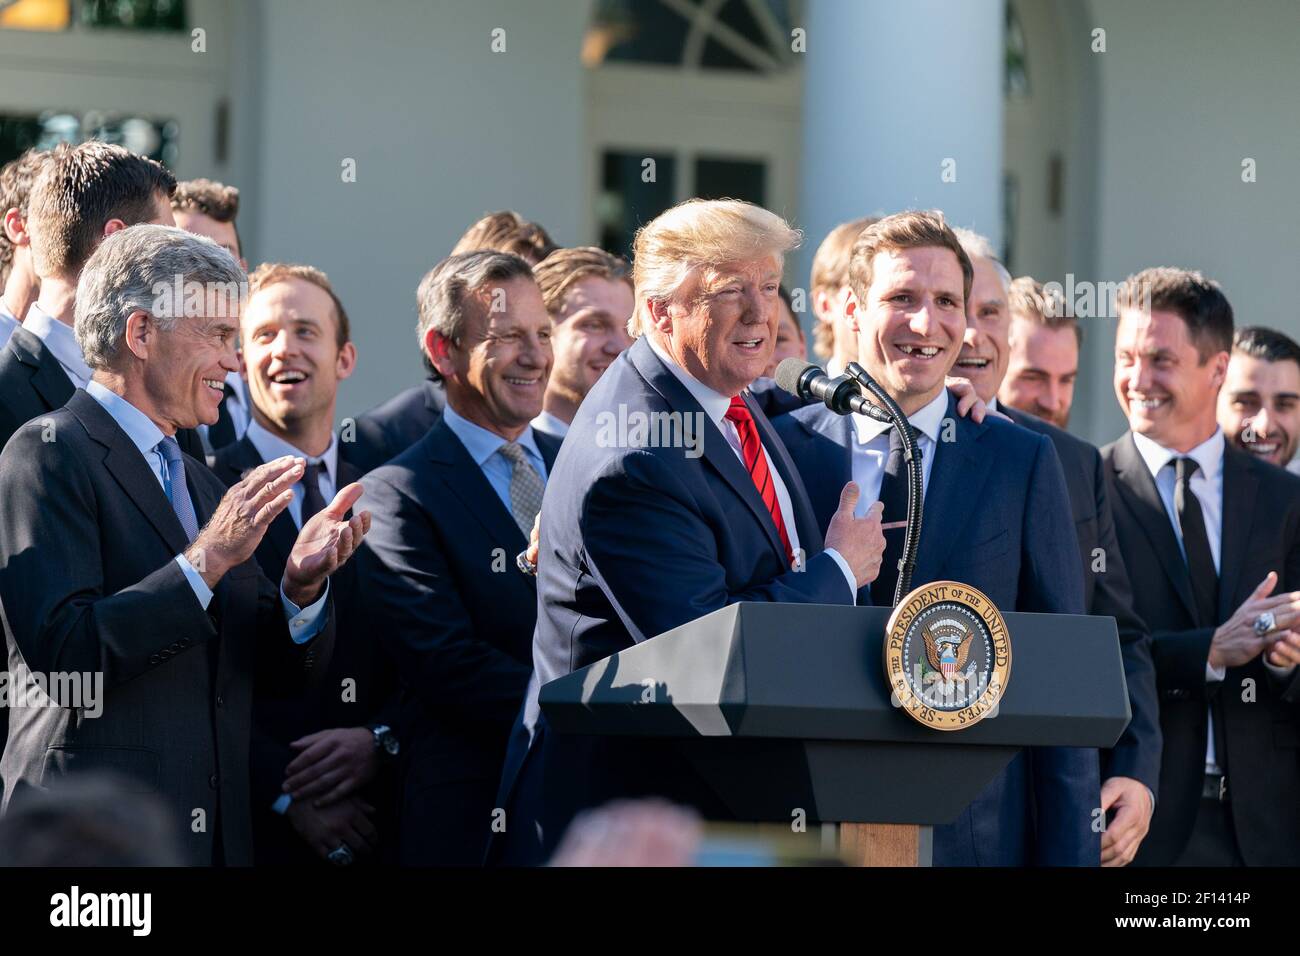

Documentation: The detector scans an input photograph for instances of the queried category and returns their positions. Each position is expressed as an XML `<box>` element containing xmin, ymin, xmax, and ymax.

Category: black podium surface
<box><xmin>539</xmin><ymin>602</ymin><xmax>1129</xmax><ymax>825</ymax></box>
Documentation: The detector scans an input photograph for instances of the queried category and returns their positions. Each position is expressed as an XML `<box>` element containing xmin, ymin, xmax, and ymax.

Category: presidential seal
<box><xmin>883</xmin><ymin>581</ymin><xmax>1011</xmax><ymax>731</ymax></box>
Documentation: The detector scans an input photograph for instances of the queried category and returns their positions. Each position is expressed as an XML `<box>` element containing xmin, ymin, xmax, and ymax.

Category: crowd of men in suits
<box><xmin>0</xmin><ymin>139</ymin><xmax>1296</xmax><ymax>868</ymax></box>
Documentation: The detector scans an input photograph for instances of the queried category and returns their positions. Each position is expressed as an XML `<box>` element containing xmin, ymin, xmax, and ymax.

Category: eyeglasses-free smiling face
<box><xmin>1218</xmin><ymin>351</ymin><xmax>1300</xmax><ymax>466</ymax></box>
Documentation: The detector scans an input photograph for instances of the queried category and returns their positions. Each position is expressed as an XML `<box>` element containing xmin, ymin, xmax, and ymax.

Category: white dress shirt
<box><xmin>848</xmin><ymin>388</ymin><xmax>948</xmax><ymax>519</ymax></box>
<box><xmin>647</xmin><ymin>335</ymin><xmax>856</xmax><ymax>598</ymax></box>
<box><xmin>530</xmin><ymin>409</ymin><xmax>570</xmax><ymax>439</ymax></box>
<box><xmin>1132</xmin><ymin>427</ymin><xmax>1294</xmax><ymax>775</ymax></box>
<box><xmin>0</xmin><ymin>297</ymin><xmax>19</xmax><ymax>350</ymax></box>
<box><xmin>244</xmin><ymin>420</ymin><xmax>338</xmax><ymax>529</ymax></box>
<box><xmin>84</xmin><ymin>380</ymin><xmax>327</xmax><ymax>642</ymax></box>
<box><xmin>23</xmin><ymin>303</ymin><xmax>92</xmax><ymax>388</ymax></box>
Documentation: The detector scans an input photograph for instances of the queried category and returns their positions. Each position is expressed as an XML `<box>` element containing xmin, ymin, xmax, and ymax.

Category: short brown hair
<box><xmin>451</xmin><ymin>211</ymin><xmax>557</xmax><ymax>265</ymax></box>
<box><xmin>1008</xmin><ymin>275</ymin><xmax>1082</xmax><ymax>346</ymax></box>
<box><xmin>847</xmin><ymin>210</ymin><xmax>973</xmax><ymax>307</ymax></box>
<box><xmin>27</xmin><ymin>141</ymin><xmax>176</xmax><ymax>279</ymax></box>
<box><xmin>810</xmin><ymin>216</ymin><xmax>877</xmax><ymax>359</ymax></box>
<box><xmin>1116</xmin><ymin>266</ymin><xmax>1233</xmax><ymax>362</ymax></box>
<box><xmin>0</xmin><ymin>148</ymin><xmax>55</xmax><ymax>282</ymax></box>
<box><xmin>171</xmin><ymin>177</ymin><xmax>240</xmax><ymax>253</ymax></box>
<box><xmin>247</xmin><ymin>262</ymin><xmax>351</xmax><ymax>348</ymax></box>
<box><xmin>532</xmin><ymin>246</ymin><xmax>631</xmax><ymax>319</ymax></box>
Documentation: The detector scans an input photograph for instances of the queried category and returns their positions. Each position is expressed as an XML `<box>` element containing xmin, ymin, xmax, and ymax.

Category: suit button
<box><xmin>209</xmin><ymin>774</ymin><xmax>219</xmax><ymax>789</ymax></box>
<box><xmin>216</xmin><ymin>695</ymin><xmax>224</xmax><ymax>708</ymax></box>
<box><xmin>170</xmin><ymin>642</ymin><xmax>181</xmax><ymax>652</ymax></box>
<box><xmin>149</xmin><ymin>655</ymin><xmax>161</xmax><ymax>665</ymax></box>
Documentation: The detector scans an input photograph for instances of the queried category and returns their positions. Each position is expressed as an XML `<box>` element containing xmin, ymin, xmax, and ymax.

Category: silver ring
<box><xmin>516</xmin><ymin>550</ymin><xmax>537</xmax><ymax>577</ymax></box>
<box><xmin>326</xmin><ymin>844</ymin><xmax>354</xmax><ymax>866</ymax></box>
<box><xmin>1254</xmin><ymin>611</ymin><xmax>1276</xmax><ymax>637</ymax></box>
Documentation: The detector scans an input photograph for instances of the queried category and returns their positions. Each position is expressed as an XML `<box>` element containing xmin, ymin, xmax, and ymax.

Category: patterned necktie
<box><xmin>1173</xmin><ymin>456</ymin><xmax>1219</xmax><ymax>628</ymax></box>
<box><xmin>498</xmin><ymin>441</ymin><xmax>545</xmax><ymax>538</ymax></box>
<box><xmin>871</xmin><ymin>424</ymin><xmax>923</xmax><ymax>607</ymax></box>
<box><xmin>158</xmin><ymin>435</ymin><xmax>200</xmax><ymax>542</ymax></box>
<box><xmin>725</xmin><ymin>395</ymin><xmax>794</xmax><ymax>565</ymax></box>
<box><xmin>301</xmin><ymin>460</ymin><xmax>328</xmax><ymax>526</ymax></box>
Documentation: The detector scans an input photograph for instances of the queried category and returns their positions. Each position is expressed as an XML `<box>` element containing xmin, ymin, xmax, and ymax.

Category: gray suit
<box><xmin>0</xmin><ymin>390</ymin><xmax>333</xmax><ymax>866</ymax></box>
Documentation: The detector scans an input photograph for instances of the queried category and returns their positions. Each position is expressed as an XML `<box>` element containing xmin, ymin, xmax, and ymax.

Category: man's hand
<box><xmin>1265</xmin><ymin>630</ymin><xmax>1300</xmax><ymax>668</ymax></box>
<box><xmin>285</xmin><ymin>794</ymin><xmax>378</xmax><ymax>862</ymax></box>
<box><xmin>1208</xmin><ymin>572</ymin><xmax>1300</xmax><ymax>671</ymax></box>
<box><xmin>549</xmin><ymin>799</ymin><xmax>703</xmax><ymax>867</ymax></box>
<box><xmin>186</xmin><ymin>456</ymin><xmax>304</xmax><ymax>587</ymax></box>
<box><xmin>1100</xmin><ymin>776</ymin><xmax>1152</xmax><ymax>867</ymax></box>
<box><xmin>824</xmin><ymin>482</ymin><xmax>885</xmax><ymax>588</ymax></box>
<box><xmin>526</xmin><ymin>512</ymin><xmax>540</xmax><ymax>569</ymax></box>
<box><xmin>283</xmin><ymin>727</ymin><xmax>380</xmax><ymax>806</ymax></box>
<box><xmin>282</xmin><ymin>482</ymin><xmax>371</xmax><ymax>607</ymax></box>
<box><xmin>945</xmin><ymin>377</ymin><xmax>1009</xmax><ymax>423</ymax></box>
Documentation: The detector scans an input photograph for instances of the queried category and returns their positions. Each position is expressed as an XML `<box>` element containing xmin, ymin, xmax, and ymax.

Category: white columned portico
<box><xmin>797</xmin><ymin>0</ymin><xmax>1005</xmax><ymax>290</ymax></box>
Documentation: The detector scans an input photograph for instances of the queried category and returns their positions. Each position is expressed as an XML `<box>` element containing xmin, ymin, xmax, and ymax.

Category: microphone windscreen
<box><xmin>774</xmin><ymin>358</ymin><xmax>817</xmax><ymax>397</ymax></box>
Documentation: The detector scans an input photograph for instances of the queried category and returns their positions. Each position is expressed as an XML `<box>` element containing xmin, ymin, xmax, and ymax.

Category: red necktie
<box><xmin>725</xmin><ymin>395</ymin><xmax>794</xmax><ymax>565</ymax></box>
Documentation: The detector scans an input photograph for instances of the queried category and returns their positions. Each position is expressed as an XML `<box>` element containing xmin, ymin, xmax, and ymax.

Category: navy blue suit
<box><xmin>358</xmin><ymin>417</ymin><xmax>560</xmax><ymax>864</ymax></box>
<box><xmin>341</xmin><ymin>377</ymin><xmax>445</xmax><ymax>474</ymax></box>
<box><xmin>496</xmin><ymin>338</ymin><xmax>854</xmax><ymax>863</ymax></box>
<box><xmin>774</xmin><ymin>395</ymin><xmax>1100</xmax><ymax>866</ymax></box>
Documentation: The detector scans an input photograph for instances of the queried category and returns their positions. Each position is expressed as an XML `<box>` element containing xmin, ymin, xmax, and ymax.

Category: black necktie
<box><xmin>301</xmin><ymin>461</ymin><xmax>328</xmax><ymax>526</ymax></box>
<box><xmin>871</xmin><ymin>424</ymin><xmax>922</xmax><ymax>607</ymax></box>
<box><xmin>1174</xmin><ymin>456</ymin><xmax>1219</xmax><ymax>628</ymax></box>
<box><xmin>208</xmin><ymin>384</ymin><xmax>237</xmax><ymax>450</ymax></box>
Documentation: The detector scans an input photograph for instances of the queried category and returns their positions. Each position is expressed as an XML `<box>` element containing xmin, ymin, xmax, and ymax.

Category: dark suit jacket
<box><xmin>0</xmin><ymin>328</ymin><xmax>205</xmax><ymax>458</ymax></box>
<box><xmin>1104</xmin><ymin>432</ymin><xmax>1300</xmax><ymax>866</ymax></box>
<box><xmin>357</xmin><ymin>417</ymin><xmax>560</xmax><ymax>865</ymax></box>
<box><xmin>341</xmin><ymin>377</ymin><xmax>445</xmax><ymax>474</ymax></box>
<box><xmin>211</xmin><ymin>436</ymin><xmax>400</xmax><ymax>865</ymax></box>
<box><xmin>0</xmin><ymin>391</ymin><xmax>333</xmax><ymax>866</ymax></box>
<box><xmin>774</xmin><ymin>395</ymin><xmax>1100</xmax><ymax>866</ymax></box>
<box><xmin>498</xmin><ymin>338</ymin><xmax>856</xmax><ymax>864</ymax></box>
<box><xmin>1002</xmin><ymin>405</ymin><xmax>1161</xmax><ymax>796</ymax></box>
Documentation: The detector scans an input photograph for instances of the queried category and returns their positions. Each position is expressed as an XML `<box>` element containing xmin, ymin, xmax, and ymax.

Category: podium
<box><xmin>539</xmin><ymin>601</ymin><xmax>1130</xmax><ymax>865</ymax></box>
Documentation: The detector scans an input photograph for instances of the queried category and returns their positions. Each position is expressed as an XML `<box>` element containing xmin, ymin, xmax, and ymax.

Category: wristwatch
<box><xmin>369</xmin><ymin>724</ymin><xmax>400</xmax><ymax>759</ymax></box>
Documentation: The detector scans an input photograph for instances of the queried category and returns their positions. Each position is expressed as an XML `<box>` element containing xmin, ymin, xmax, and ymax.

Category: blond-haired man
<box><xmin>495</xmin><ymin>199</ymin><xmax>886</xmax><ymax>863</ymax></box>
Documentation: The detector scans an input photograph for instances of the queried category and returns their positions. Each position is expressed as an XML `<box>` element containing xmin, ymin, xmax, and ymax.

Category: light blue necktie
<box><xmin>158</xmin><ymin>436</ymin><xmax>200</xmax><ymax>542</ymax></box>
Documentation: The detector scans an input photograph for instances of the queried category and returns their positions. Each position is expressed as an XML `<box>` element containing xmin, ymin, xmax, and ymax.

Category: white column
<box><xmin>797</xmin><ymin>0</ymin><xmax>1005</xmax><ymax>286</ymax></box>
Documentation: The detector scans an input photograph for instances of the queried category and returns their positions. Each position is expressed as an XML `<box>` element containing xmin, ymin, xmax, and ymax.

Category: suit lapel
<box><xmin>629</xmin><ymin>339</ymin><xmax>790</xmax><ymax>564</ymax></box>
<box><xmin>914</xmin><ymin>397</ymin><xmax>995</xmax><ymax>582</ymax></box>
<box><xmin>749</xmin><ymin>393</ymin><xmax>825</xmax><ymax>553</ymax></box>
<box><xmin>792</xmin><ymin>405</ymin><xmax>854</xmax><ymax>533</ymax></box>
<box><xmin>66</xmin><ymin>391</ymin><xmax>190</xmax><ymax>555</ymax></box>
<box><xmin>12</xmin><ymin>328</ymin><xmax>75</xmax><ymax>412</ymax></box>
<box><xmin>535</xmin><ymin>429</ymin><xmax>563</xmax><ymax>473</ymax></box>
<box><xmin>1217</xmin><ymin>445</ymin><xmax>1258</xmax><ymax>618</ymax></box>
<box><xmin>427</xmin><ymin>419</ymin><xmax>527</xmax><ymax>551</ymax></box>
<box><xmin>1109</xmin><ymin>431</ymin><xmax>1199</xmax><ymax>622</ymax></box>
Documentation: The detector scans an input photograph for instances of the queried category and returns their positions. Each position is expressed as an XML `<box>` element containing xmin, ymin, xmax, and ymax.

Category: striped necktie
<box><xmin>725</xmin><ymin>395</ymin><xmax>793</xmax><ymax>565</ymax></box>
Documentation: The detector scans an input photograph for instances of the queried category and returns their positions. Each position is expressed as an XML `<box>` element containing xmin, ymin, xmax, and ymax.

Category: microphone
<box><xmin>774</xmin><ymin>359</ymin><xmax>891</xmax><ymax>421</ymax></box>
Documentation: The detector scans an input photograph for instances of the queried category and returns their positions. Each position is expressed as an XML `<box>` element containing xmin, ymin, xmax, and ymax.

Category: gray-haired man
<box><xmin>0</xmin><ymin>224</ymin><xmax>370</xmax><ymax>866</ymax></box>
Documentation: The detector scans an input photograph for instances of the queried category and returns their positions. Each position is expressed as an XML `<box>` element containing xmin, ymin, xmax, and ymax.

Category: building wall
<box><xmin>241</xmin><ymin>0</ymin><xmax>591</xmax><ymax>423</ymax></box>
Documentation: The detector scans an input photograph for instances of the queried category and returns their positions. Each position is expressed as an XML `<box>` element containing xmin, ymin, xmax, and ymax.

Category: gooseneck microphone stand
<box><xmin>844</xmin><ymin>362</ymin><xmax>922</xmax><ymax>607</ymax></box>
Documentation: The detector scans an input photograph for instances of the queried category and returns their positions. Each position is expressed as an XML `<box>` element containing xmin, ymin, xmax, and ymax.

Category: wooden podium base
<box><xmin>839</xmin><ymin>823</ymin><xmax>933</xmax><ymax>866</ymax></box>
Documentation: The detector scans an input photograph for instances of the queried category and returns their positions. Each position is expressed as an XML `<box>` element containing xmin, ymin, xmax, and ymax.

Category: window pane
<box><xmin>693</xmin><ymin>155</ymin><xmax>766</xmax><ymax>207</ymax></box>
<box><xmin>585</xmin><ymin>0</ymin><xmax>687</xmax><ymax>68</ymax></box>
<box><xmin>0</xmin><ymin>110</ymin><xmax>178</xmax><ymax>168</ymax></box>
<box><xmin>81</xmin><ymin>0</ymin><xmax>187</xmax><ymax>32</ymax></box>
<box><xmin>599</xmin><ymin>150</ymin><xmax>676</xmax><ymax>260</ymax></box>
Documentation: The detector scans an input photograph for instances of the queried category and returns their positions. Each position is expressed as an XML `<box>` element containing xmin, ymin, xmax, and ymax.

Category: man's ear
<box><xmin>647</xmin><ymin>298</ymin><xmax>674</xmax><ymax>336</ymax></box>
<box><xmin>1210</xmin><ymin>350</ymin><xmax>1230</xmax><ymax>390</ymax></box>
<box><xmin>425</xmin><ymin>328</ymin><xmax>454</xmax><ymax>380</ymax></box>
<box><xmin>844</xmin><ymin>289</ymin><xmax>862</xmax><ymax>333</ymax></box>
<box><xmin>335</xmin><ymin>341</ymin><xmax>358</xmax><ymax>381</ymax></box>
<box><xmin>122</xmin><ymin>310</ymin><xmax>155</xmax><ymax>360</ymax></box>
<box><xmin>2</xmin><ymin>208</ymin><xmax>27</xmax><ymax>246</ymax></box>
<box><xmin>102</xmin><ymin>218</ymin><xmax>128</xmax><ymax>239</ymax></box>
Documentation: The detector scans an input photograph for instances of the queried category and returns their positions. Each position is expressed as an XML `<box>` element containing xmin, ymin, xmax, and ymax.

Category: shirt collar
<box><xmin>646</xmin><ymin>334</ymin><xmax>734</xmax><ymax>426</ymax></box>
<box><xmin>442</xmin><ymin>402</ymin><xmax>545</xmax><ymax>469</ymax></box>
<box><xmin>245</xmin><ymin>419</ymin><xmax>338</xmax><ymax>482</ymax></box>
<box><xmin>1132</xmin><ymin>427</ymin><xmax>1225</xmax><ymax>483</ymax></box>
<box><xmin>852</xmin><ymin>388</ymin><xmax>950</xmax><ymax>446</ymax></box>
<box><xmin>22</xmin><ymin>302</ymin><xmax>93</xmax><ymax>383</ymax></box>
<box><xmin>85</xmin><ymin>379</ymin><xmax>166</xmax><ymax>460</ymax></box>
<box><xmin>0</xmin><ymin>297</ymin><xmax>17</xmax><ymax>326</ymax></box>
<box><xmin>530</xmin><ymin>410</ymin><xmax>570</xmax><ymax>438</ymax></box>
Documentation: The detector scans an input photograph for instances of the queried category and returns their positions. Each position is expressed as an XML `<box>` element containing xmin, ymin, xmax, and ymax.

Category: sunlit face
<box><xmin>547</xmin><ymin>275</ymin><xmax>633</xmax><ymax>405</ymax></box>
<box><xmin>242</xmin><ymin>277</ymin><xmax>355</xmax><ymax>432</ymax></box>
<box><xmin>173</xmin><ymin>208</ymin><xmax>241</xmax><ymax>263</ymax></box>
<box><xmin>1114</xmin><ymin>307</ymin><xmax>1227</xmax><ymax>451</ymax></box>
<box><xmin>999</xmin><ymin>316</ymin><xmax>1079</xmax><ymax>428</ymax></box>
<box><xmin>139</xmin><ymin>299</ymin><xmax>240</xmax><ymax>433</ymax></box>
<box><xmin>763</xmin><ymin>295</ymin><xmax>807</xmax><ymax>377</ymax></box>
<box><xmin>1218</xmin><ymin>352</ymin><xmax>1300</xmax><ymax>466</ymax></box>
<box><xmin>848</xmin><ymin>246</ymin><xmax>967</xmax><ymax>413</ymax></box>
<box><xmin>952</xmin><ymin>255</ymin><xmax>1010</xmax><ymax>403</ymax></box>
<box><xmin>431</xmin><ymin>275</ymin><xmax>553</xmax><ymax>435</ymax></box>
<box><xmin>654</xmin><ymin>254</ymin><xmax>782</xmax><ymax>397</ymax></box>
